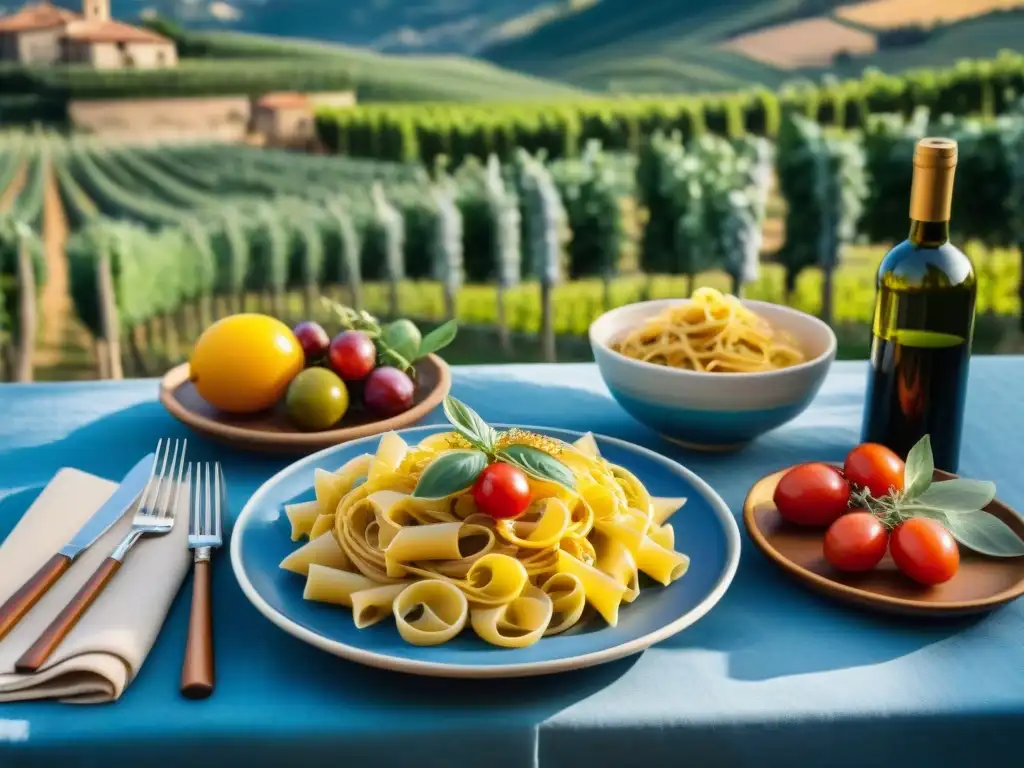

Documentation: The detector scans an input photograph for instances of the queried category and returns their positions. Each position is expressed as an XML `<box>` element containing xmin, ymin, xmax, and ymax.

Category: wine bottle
<box><xmin>860</xmin><ymin>137</ymin><xmax>976</xmax><ymax>474</ymax></box>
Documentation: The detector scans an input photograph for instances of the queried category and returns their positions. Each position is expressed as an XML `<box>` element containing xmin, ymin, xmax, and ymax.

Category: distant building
<box><xmin>0</xmin><ymin>0</ymin><xmax>177</xmax><ymax>69</ymax></box>
<box><xmin>252</xmin><ymin>92</ymin><xmax>315</xmax><ymax>146</ymax></box>
<box><xmin>251</xmin><ymin>91</ymin><xmax>356</xmax><ymax>147</ymax></box>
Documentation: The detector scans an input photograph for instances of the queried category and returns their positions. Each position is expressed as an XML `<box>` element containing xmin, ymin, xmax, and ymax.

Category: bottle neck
<box><xmin>908</xmin><ymin>219</ymin><xmax>949</xmax><ymax>248</ymax></box>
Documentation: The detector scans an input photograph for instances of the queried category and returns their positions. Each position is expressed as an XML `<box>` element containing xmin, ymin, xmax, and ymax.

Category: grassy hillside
<box><xmin>481</xmin><ymin>0</ymin><xmax>838</xmax><ymax>92</ymax></box>
<box><xmin>821</xmin><ymin>10</ymin><xmax>1024</xmax><ymax>80</ymax></box>
<box><xmin>175</xmin><ymin>30</ymin><xmax>589</xmax><ymax>101</ymax></box>
<box><xmin>101</xmin><ymin>0</ymin><xmax>556</xmax><ymax>54</ymax></box>
<box><xmin>481</xmin><ymin>0</ymin><xmax>1024</xmax><ymax>92</ymax></box>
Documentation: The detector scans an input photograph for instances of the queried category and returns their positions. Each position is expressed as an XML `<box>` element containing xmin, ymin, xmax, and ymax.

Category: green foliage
<box><xmin>550</xmin><ymin>140</ymin><xmax>627</xmax><ymax>280</ymax></box>
<box><xmin>0</xmin><ymin>213</ymin><xmax>44</xmax><ymax>338</ymax></box>
<box><xmin>776</xmin><ymin>113</ymin><xmax>867</xmax><ymax>290</ymax></box>
<box><xmin>316</xmin><ymin>51</ymin><xmax>1024</xmax><ymax>166</ymax></box>
<box><xmin>67</xmin><ymin>219</ymin><xmax>213</xmax><ymax>337</ymax></box>
<box><xmin>861</xmin><ymin>108</ymin><xmax>1014</xmax><ymax>247</ymax></box>
<box><xmin>517</xmin><ymin>149</ymin><xmax>569</xmax><ymax>285</ymax></box>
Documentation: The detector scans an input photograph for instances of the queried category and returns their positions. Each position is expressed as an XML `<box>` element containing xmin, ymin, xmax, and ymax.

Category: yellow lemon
<box><xmin>189</xmin><ymin>314</ymin><xmax>305</xmax><ymax>414</ymax></box>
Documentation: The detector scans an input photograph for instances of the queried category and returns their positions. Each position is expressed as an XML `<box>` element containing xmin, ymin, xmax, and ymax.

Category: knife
<box><xmin>0</xmin><ymin>453</ymin><xmax>156</xmax><ymax>642</ymax></box>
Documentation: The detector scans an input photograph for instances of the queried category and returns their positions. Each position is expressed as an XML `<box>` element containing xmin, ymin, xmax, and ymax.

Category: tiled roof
<box><xmin>63</xmin><ymin>19</ymin><xmax>172</xmax><ymax>44</ymax></box>
<box><xmin>256</xmin><ymin>92</ymin><xmax>311</xmax><ymax>110</ymax></box>
<box><xmin>0</xmin><ymin>2</ymin><xmax>81</xmax><ymax>32</ymax></box>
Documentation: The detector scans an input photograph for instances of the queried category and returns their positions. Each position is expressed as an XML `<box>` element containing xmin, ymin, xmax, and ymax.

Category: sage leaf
<box><xmin>412</xmin><ymin>449</ymin><xmax>488</xmax><ymax>499</ymax></box>
<box><xmin>497</xmin><ymin>444</ymin><xmax>576</xmax><ymax>491</ymax></box>
<box><xmin>903</xmin><ymin>435</ymin><xmax>934</xmax><ymax>499</ymax></box>
<box><xmin>914</xmin><ymin>478</ymin><xmax>997</xmax><ymax>513</ymax></box>
<box><xmin>443</xmin><ymin>396</ymin><xmax>497</xmax><ymax>452</ymax></box>
<box><xmin>906</xmin><ymin>506</ymin><xmax>948</xmax><ymax>523</ymax></box>
<box><xmin>942</xmin><ymin>510</ymin><xmax>1024</xmax><ymax>558</ymax></box>
<box><xmin>418</xmin><ymin>320</ymin><xmax>459</xmax><ymax>358</ymax></box>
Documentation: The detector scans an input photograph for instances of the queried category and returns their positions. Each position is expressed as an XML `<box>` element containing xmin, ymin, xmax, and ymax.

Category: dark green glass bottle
<box><xmin>860</xmin><ymin>138</ymin><xmax>976</xmax><ymax>474</ymax></box>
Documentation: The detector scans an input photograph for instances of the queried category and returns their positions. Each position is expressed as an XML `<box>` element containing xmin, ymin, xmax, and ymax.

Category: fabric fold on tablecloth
<box><xmin>0</xmin><ymin>467</ymin><xmax>191</xmax><ymax>704</ymax></box>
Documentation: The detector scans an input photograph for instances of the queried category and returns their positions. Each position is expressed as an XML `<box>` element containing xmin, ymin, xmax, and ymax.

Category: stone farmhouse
<box><xmin>0</xmin><ymin>0</ymin><xmax>177</xmax><ymax>69</ymax></box>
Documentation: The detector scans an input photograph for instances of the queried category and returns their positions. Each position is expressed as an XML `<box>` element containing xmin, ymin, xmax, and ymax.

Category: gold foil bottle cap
<box><xmin>914</xmin><ymin>137</ymin><xmax>958</xmax><ymax>168</ymax></box>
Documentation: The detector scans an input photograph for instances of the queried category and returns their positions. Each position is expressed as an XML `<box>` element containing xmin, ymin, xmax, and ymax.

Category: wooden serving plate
<box><xmin>159</xmin><ymin>355</ymin><xmax>451</xmax><ymax>455</ymax></box>
<box><xmin>743</xmin><ymin>465</ymin><xmax>1024</xmax><ymax>617</ymax></box>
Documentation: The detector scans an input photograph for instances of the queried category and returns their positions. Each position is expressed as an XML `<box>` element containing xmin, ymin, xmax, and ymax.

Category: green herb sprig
<box><xmin>412</xmin><ymin>396</ymin><xmax>576</xmax><ymax>500</ymax></box>
<box><xmin>320</xmin><ymin>298</ymin><xmax>458</xmax><ymax>375</ymax></box>
<box><xmin>855</xmin><ymin>435</ymin><xmax>1024</xmax><ymax>558</ymax></box>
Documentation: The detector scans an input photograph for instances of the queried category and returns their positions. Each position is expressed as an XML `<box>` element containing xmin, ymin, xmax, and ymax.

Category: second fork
<box><xmin>15</xmin><ymin>440</ymin><xmax>188</xmax><ymax>674</ymax></box>
<box><xmin>180</xmin><ymin>462</ymin><xmax>224</xmax><ymax>700</ymax></box>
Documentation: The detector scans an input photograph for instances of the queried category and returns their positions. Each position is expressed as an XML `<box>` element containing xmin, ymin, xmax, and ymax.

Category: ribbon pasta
<box><xmin>278</xmin><ymin>429</ymin><xmax>691</xmax><ymax>648</ymax></box>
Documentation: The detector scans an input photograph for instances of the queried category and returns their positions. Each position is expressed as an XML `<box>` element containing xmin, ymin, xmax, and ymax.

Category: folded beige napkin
<box><xmin>0</xmin><ymin>467</ymin><xmax>190</xmax><ymax>704</ymax></box>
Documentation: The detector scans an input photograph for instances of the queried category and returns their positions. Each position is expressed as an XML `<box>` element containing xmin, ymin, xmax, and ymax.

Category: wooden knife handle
<box><xmin>0</xmin><ymin>554</ymin><xmax>72</xmax><ymax>643</ymax></box>
<box><xmin>180</xmin><ymin>559</ymin><xmax>214</xmax><ymax>699</ymax></box>
<box><xmin>14</xmin><ymin>557</ymin><xmax>121</xmax><ymax>674</ymax></box>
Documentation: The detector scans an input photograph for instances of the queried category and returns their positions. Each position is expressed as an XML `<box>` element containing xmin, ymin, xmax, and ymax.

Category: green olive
<box><xmin>285</xmin><ymin>368</ymin><xmax>349</xmax><ymax>431</ymax></box>
<box><xmin>380</xmin><ymin>319</ymin><xmax>422</xmax><ymax>363</ymax></box>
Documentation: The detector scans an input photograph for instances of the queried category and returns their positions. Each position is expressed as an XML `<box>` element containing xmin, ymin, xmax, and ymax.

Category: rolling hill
<box><xmin>480</xmin><ymin>0</ymin><xmax>1024</xmax><ymax>92</ymax></box>
<box><xmin>5</xmin><ymin>2</ymin><xmax>586</xmax><ymax>102</ymax></box>
<box><xmin>20</xmin><ymin>0</ymin><xmax>1024</xmax><ymax>96</ymax></box>
<box><xmin>103</xmin><ymin>0</ymin><xmax>561</xmax><ymax>54</ymax></box>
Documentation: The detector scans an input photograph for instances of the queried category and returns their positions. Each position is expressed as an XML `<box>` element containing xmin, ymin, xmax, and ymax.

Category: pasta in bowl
<box><xmin>278</xmin><ymin>398</ymin><xmax>691</xmax><ymax>649</ymax></box>
<box><xmin>590</xmin><ymin>289</ymin><xmax>836</xmax><ymax>451</ymax></box>
<box><xmin>230</xmin><ymin>404</ymin><xmax>740</xmax><ymax>677</ymax></box>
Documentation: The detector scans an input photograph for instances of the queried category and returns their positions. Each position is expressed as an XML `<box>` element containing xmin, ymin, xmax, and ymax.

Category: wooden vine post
<box><xmin>14</xmin><ymin>225</ymin><xmax>37</xmax><ymax>382</ymax></box>
<box><xmin>96</xmin><ymin>242</ymin><xmax>123</xmax><ymax>380</ymax></box>
<box><xmin>430</xmin><ymin>181</ymin><xmax>463</xmax><ymax>322</ymax></box>
<box><xmin>485</xmin><ymin>155</ymin><xmax>521</xmax><ymax>354</ymax></box>
<box><xmin>372</xmin><ymin>182</ymin><xmax>405</xmax><ymax>319</ymax></box>
<box><xmin>331</xmin><ymin>200</ymin><xmax>363</xmax><ymax>312</ymax></box>
<box><xmin>520</xmin><ymin>152</ymin><xmax>566</xmax><ymax>363</ymax></box>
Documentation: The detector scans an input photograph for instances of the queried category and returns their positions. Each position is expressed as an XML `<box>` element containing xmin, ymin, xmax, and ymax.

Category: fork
<box><xmin>180</xmin><ymin>462</ymin><xmax>224</xmax><ymax>700</ymax></box>
<box><xmin>15</xmin><ymin>439</ymin><xmax>189</xmax><ymax>674</ymax></box>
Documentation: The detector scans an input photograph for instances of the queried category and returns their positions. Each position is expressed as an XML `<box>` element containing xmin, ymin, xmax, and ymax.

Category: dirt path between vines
<box><xmin>33</xmin><ymin>161</ymin><xmax>95</xmax><ymax>376</ymax></box>
<box><xmin>0</xmin><ymin>163</ymin><xmax>27</xmax><ymax>211</ymax></box>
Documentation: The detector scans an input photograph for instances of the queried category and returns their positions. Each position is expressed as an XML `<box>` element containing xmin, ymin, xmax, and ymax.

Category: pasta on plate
<box><xmin>611</xmin><ymin>287</ymin><xmax>806</xmax><ymax>372</ymax></box>
<box><xmin>279</xmin><ymin>421</ymin><xmax>691</xmax><ymax>649</ymax></box>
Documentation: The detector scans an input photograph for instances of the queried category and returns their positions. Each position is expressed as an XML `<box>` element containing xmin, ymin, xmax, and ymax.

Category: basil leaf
<box><xmin>442</xmin><ymin>396</ymin><xmax>496</xmax><ymax>452</ymax></box>
<box><xmin>412</xmin><ymin>449</ymin><xmax>488</xmax><ymax>499</ymax></box>
<box><xmin>497</xmin><ymin>444</ymin><xmax>576</xmax><ymax>491</ymax></box>
<box><xmin>903</xmin><ymin>435</ymin><xmax>934</xmax><ymax>499</ymax></box>
<box><xmin>914</xmin><ymin>478</ymin><xmax>997</xmax><ymax>513</ymax></box>
<box><xmin>942</xmin><ymin>510</ymin><xmax>1024</xmax><ymax>558</ymax></box>
<box><xmin>418</xmin><ymin>320</ymin><xmax>459</xmax><ymax>358</ymax></box>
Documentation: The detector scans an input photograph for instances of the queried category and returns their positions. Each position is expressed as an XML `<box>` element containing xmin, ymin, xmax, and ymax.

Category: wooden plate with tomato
<box><xmin>160</xmin><ymin>355</ymin><xmax>451</xmax><ymax>455</ymax></box>
<box><xmin>159</xmin><ymin>306</ymin><xmax>455</xmax><ymax>455</ymax></box>
<box><xmin>742</xmin><ymin>440</ymin><xmax>1024</xmax><ymax>617</ymax></box>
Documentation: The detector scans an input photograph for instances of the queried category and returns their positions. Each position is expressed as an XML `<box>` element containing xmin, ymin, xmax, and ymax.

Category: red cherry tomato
<box><xmin>890</xmin><ymin>517</ymin><xmax>959</xmax><ymax>585</ymax></box>
<box><xmin>363</xmin><ymin>366</ymin><xmax>415</xmax><ymax>417</ymax></box>
<box><xmin>773</xmin><ymin>462</ymin><xmax>851</xmax><ymax>527</ymax></box>
<box><xmin>472</xmin><ymin>463</ymin><xmax>531</xmax><ymax>520</ymax></box>
<box><xmin>823</xmin><ymin>512</ymin><xmax>889</xmax><ymax>572</ymax></box>
<box><xmin>328</xmin><ymin>330</ymin><xmax>377</xmax><ymax>381</ymax></box>
<box><xmin>292</xmin><ymin>321</ymin><xmax>330</xmax><ymax>362</ymax></box>
<box><xmin>843</xmin><ymin>443</ymin><xmax>905</xmax><ymax>499</ymax></box>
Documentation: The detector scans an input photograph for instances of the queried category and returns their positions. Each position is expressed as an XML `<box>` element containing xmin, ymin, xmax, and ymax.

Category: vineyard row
<box><xmin>315</xmin><ymin>50</ymin><xmax>1024</xmax><ymax>165</ymax></box>
<box><xmin>5</xmin><ymin>100</ymin><xmax>1024</xmax><ymax>379</ymax></box>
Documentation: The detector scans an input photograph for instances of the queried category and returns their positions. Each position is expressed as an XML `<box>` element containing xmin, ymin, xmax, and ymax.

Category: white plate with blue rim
<box><xmin>230</xmin><ymin>422</ymin><xmax>741</xmax><ymax>678</ymax></box>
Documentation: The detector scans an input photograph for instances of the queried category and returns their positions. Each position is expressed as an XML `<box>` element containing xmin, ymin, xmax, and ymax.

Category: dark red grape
<box><xmin>364</xmin><ymin>367</ymin><xmax>415</xmax><ymax>417</ymax></box>
<box><xmin>329</xmin><ymin>330</ymin><xmax>377</xmax><ymax>381</ymax></box>
<box><xmin>292</xmin><ymin>321</ymin><xmax>330</xmax><ymax>362</ymax></box>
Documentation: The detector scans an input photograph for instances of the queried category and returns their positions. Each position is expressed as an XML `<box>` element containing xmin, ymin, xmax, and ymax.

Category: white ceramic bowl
<box><xmin>589</xmin><ymin>298</ymin><xmax>837</xmax><ymax>451</ymax></box>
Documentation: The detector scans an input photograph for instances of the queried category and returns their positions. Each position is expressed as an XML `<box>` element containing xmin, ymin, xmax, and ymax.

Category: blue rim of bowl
<box><xmin>229</xmin><ymin>423</ymin><xmax>742</xmax><ymax>678</ymax></box>
<box><xmin>588</xmin><ymin>298</ymin><xmax>838</xmax><ymax>380</ymax></box>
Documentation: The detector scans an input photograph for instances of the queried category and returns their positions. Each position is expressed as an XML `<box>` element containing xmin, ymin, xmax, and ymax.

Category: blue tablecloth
<box><xmin>1</xmin><ymin>359</ymin><xmax>1022</xmax><ymax>768</ymax></box>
